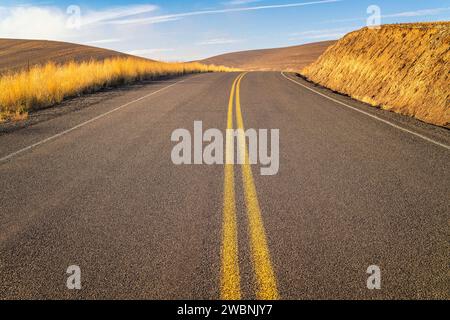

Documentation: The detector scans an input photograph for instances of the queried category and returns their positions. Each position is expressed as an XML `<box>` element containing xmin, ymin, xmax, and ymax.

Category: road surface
<box><xmin>0</xmin><ymin>72</ymin><xmax>448</xmax><ymax>299</ymax></box>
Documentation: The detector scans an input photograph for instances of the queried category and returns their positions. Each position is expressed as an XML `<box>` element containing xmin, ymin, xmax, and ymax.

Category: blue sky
<box><xmin>0</xmin><ymin>0</ymin><xmax>449</xmax><ymax>61</ymax></box>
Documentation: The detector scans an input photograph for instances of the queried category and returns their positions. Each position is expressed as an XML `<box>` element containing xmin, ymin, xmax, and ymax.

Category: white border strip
<box><xmin>0</xmin><ymin>75</ymin><xmax>196</xmax><ymax>163</ymax></box>
<box><xmin>281</xmin><ymin>72</ymin><xmax>450</xmax><ymax>151</ymax></box>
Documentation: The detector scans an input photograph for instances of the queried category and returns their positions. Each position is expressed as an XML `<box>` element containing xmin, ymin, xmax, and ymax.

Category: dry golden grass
<box><xmin>302</xmin><ymin>22</ymin><xmax>450</xmax><ymax>127</ymax></box>
<box><xmin>0</xmin><ymin>57</ymin><xmax>235</xmax><ymax>122</ymax></box>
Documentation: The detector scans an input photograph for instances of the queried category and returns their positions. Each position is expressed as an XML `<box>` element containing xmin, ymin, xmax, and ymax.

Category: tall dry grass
<box><xmin>0</xmin><ymin>57</ymin><xmax>234</xmax><ymax>121</ymax></box>
<box><xmin>302</xmin><ymin>22</ymin><xmax>450</xmax><ymax>127</ymax></box>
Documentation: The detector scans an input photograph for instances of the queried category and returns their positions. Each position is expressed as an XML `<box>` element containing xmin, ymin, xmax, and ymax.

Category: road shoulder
<box><xmin>0</xmin><ymin>74</ymin><xmax>203</xmax><ymax>160</ymax></box>
<box><xmin>281</xmin><ymin>72</ymin><xmax>450</xmax><ymax>149</ymax></box>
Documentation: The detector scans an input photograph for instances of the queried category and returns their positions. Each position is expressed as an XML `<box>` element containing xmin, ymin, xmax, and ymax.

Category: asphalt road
<box><xmin>0</xmin><ymin>72</ymin><xmax>448</xmax><ymax>299</ymax></box>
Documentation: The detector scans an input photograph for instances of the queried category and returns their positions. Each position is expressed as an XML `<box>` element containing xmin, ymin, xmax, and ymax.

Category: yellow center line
<box><xmin>235</xmin><ymin>73</ymin><xmax>280</xmax><ymax>300</ymax></box>
<box><xmin>220</xmin><ymin>73</ymin><xmax>245</xmax><ymax>300</ymax></box>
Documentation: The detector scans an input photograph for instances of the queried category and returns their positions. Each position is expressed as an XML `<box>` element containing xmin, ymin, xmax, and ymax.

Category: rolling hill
<box><xmin>0</xmin><ymin>39</ymin><xmax>135</xmax><ymax>73</ymax></box>
<box><xmin>199</xmin><ymin>41</ymin><xmax>335</xmax><ymax>71</ymax></box>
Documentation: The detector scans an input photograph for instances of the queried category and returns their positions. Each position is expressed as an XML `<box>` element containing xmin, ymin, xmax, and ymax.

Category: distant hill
<box><xmin>0</xmin><ymin>39</ymin><xmax>137</xmax><ymax>73</ymax></box>
<box><xmin>302</xmin><ymin>22</ymin><xmax>450</xmax><ymax>127</ymax></box>
<box><xmin>199</xmin><ymin>41</ymin><xmax>336</xmax><ymax>71</ymax></box>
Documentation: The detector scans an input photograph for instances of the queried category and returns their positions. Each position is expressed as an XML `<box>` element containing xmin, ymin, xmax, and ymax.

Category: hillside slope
<box><xmin>302</xmin><ymin>22</ymin><xmax>449</xmax><ymax>127</ymax></box>
<box><xmin>0</xmin><ymin>39</ymin><xmax>135</xmax><ymax>73</ymax></box>
<box><xmin>200</xmin><ymin>41</ymin><xmax>335</xmax><ymax>71</ymax></box>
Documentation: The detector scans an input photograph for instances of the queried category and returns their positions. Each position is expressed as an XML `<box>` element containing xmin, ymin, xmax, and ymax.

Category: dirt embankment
<box><xmin>301</xmin><ymin>22</ymin><xmax>450</xmax><ymax>127</ymax></box>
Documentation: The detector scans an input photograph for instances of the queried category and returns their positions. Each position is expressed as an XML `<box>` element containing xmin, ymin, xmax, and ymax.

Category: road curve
<box><xmin>0</xmin><ymin>72</ymin><xmax>448</xmax><ymax>299</ymax></box>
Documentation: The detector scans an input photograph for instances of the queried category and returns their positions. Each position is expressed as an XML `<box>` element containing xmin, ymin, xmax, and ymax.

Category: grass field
<box><xmin>0</xmin><ymin>57</ymin><xmax>234</xmax><ymax>122</ymax></box>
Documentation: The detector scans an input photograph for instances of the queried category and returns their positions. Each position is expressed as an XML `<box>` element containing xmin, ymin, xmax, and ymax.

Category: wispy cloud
<box><xmin>383</xmin><ymin>7</ymin><xmax>450</xmax><ymax>18</ymax></box>
<box><xmin>85</xmin><ymin>38</ymin><xmax>123</xmax><ymax>45</ymax></box>
<box><xmin>223</xmin><ymin>0</ymin><xmax>265</xmax><ymax>6</ymax></box>
<box><xmin>290</xmin><ymin>27</ymin><xmax>349</xmax><ymax>36</ymax></box>
<box><xmin>81</xmin><ymin>5</ymin><xmax>157</xmax><ymax>26</ymax></box>
<box><xmin>288</xmin><ymin>27</ymin><xmax>352</xmax><ymax>40</ymax></box>
<box><xmin>109</xmin><ymin>0</ymin><xmax>342</xmax><ymax>26</ymax></box>
<box><xmin>126</xmin><ymin>48</ymin><xmax>175</xmax><ymax>56</ymax></box>
<box><xmin>326</xmin><ymin>7</ymin><xmax>450</xmax><ymax>23</ymax></box>
<box><xmin>301</xmin><ymin>32</ymin><xmax>345</xmax><ymax>39</ymax></box>
<box><xmin>197</xmin><ymin>38</ymin><xmax>243</xmax><ymax>45</ymax></box>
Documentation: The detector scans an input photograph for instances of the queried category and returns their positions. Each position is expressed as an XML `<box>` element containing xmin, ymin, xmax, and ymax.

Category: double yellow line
<box><xmin>220</xmin><ymin>73</ymin><xmax>279</xmax><ymax>300</ymax></box>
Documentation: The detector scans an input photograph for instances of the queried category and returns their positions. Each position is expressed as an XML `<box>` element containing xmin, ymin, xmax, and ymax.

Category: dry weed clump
<box><xmin>0</xmin><ymin>57</ymin><xmax>235</xmax><ymax>121</ymax></box>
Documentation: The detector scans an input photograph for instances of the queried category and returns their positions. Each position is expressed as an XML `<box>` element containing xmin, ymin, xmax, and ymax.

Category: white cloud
<box><xmin>0</xmin><ymin>4</ymin><xmax>158</xmax><ymax>40</ymax></box>
<box><xmin>0</xmin><ymin>6</ymin><xmax>69</xmax><ymax>39</ymax></box>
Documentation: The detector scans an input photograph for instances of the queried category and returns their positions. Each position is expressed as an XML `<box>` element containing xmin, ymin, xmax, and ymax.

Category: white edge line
<box><xmin>0</xmin><ymin>75</ymin><xmax>197</xmax><ymax>163</ymax></box>
<box><xmin>281</xmin><ymin>72</ymin><xmax>450</xmax><ymax>151</ymax></box>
